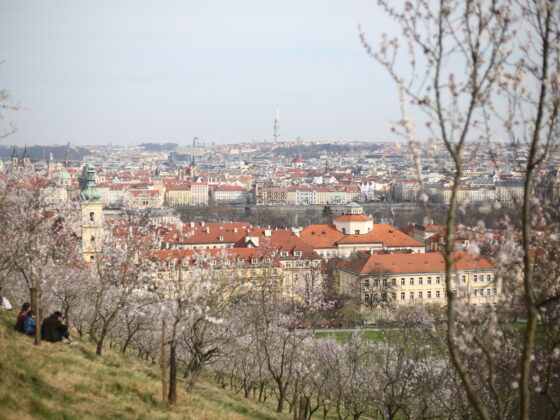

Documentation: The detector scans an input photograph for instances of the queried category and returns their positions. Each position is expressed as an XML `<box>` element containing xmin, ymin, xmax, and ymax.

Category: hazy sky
<box><xmin>1</xmin><ymin>0</ymin><xmax>403</xmax><ymax>146</ymax></box>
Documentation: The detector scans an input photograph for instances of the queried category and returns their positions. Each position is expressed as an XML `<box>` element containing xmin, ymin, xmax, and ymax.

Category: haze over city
<box><xmin>0</xmin><ymin>0</ymin><xmax>408</xmax><ymax>146</ymax></box>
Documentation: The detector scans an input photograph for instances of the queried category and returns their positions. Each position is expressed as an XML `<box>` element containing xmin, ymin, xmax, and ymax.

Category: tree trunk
<box><xmin>187</xmin><ymin>364</ymin><xmax>201</xmax><ymax>392</ymax></box>
<box><xmin>161</xmin><ymin>317</ymin><xmax>168</xmax><ymax>402</ymax></box>
<box><xmin>168</xmin><ymin>323</ymin><xmax>177</xmax><ymax>405</ymax></box>
<box><xmin>96</xmin><ymin>339</ymin><xmax>104</xmax><ymax>356</ymax></box>
<box><xmin>32</xmin><ymin>286</ymin><xmax>41</xmax><ymax>346</ymax></box>
<box><xmin>292</xmin><ymin>376</ymin><xmax>299</xmax><ymax>420</ymax></box>
<box><xmin>276</xmin><ymin>381</ymin><xmax>287</xmax><ymax>413</ymax></box>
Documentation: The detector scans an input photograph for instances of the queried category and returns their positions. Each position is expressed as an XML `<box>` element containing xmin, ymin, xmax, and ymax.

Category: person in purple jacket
<box><xmin>14</xmin><ymin>302</ymin><xmax>31</xmax><ymax>332</ymax></box>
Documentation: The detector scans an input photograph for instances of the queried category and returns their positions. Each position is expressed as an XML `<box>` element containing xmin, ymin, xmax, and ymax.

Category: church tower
<box><xmin>22</xmin><ymin>146</ymin><xmax>31</xmax><ymax>169</ymax></box>
<box><xmin>11</xmin><ymin>146</ymin><xmax>18</xmax><ymax>167</ymax></box>
<box><xmin>80</xmin><ymin>163</ymin><xmax>103</xmax><ymax>262</ymax></box>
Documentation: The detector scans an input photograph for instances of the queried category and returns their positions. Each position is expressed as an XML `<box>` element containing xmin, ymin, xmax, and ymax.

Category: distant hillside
<box><xmin>0</xmin><ymin>310</ymin><xmax>288</xmax><ymax>420</ymax></box>
<box><xmin>0</xmin><ymin>145</ymin><xmax>89</xmax><ymax>161</ymax></box>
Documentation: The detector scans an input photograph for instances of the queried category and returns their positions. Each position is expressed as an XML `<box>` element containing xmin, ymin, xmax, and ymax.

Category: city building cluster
<box><xmin>3</xmin><ymin>139</ymin><xmax>559</xmax><ymax>312</ymax></box>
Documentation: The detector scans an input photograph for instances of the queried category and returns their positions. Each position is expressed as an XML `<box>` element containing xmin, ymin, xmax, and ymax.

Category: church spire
<box><xmin>11</xmin><ymin>146</ymin><xmax>18</xmax><ymax>166</ymax></box>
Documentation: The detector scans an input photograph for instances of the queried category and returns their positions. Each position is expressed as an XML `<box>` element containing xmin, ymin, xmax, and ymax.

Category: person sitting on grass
<box><xmin>14</xmin><ymin>302</ymin><xmax>31</xmax><ymax>332</ymax></box>
<box><xmin>0</xmin><ymin>295</ymin><xmax>13</xmax><ymax>311</ymax></box>
<box><xmin>40</xmin><ymin>311</ymin><xmax>77</xmax><ymax>344</ymax></box>
<box><xmin>23</xmin><ymin>311</ymin><xmax>36</xmax><ymax>336</ymax></box>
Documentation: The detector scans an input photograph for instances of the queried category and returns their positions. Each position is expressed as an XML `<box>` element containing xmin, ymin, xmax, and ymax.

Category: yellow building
<box><xmin>339</xmin><ymin>251</ymin><xmax>498</xmax><ymax>307</ymax></box>
<box><xmin>165</xmin><ymin>185</ymin><xmax>192</xmax><ymax>206</ymax></box>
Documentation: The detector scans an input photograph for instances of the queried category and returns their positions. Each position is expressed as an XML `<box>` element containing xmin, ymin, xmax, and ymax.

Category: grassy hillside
<box><xmin>0</xmin><ymin>310</ymin><xmax>288</xmax><ymax>420</ymax></box>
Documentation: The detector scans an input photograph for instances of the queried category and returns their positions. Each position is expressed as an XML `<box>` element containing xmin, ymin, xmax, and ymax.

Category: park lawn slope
<box><xmin>0</xmin><ymin>310</ymin><xmax>288</xmax><ymax>420</ymax></box>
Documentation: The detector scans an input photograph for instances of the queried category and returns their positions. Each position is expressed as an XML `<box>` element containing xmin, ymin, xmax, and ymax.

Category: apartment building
<box><xmin>339</xmin><ymin>251</ymin><xmax>498</xmax><ymax>307</ymax></box>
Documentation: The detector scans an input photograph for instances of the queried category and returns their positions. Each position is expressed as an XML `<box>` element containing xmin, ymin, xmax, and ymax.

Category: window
<box><xmin>486</xmin><ymin>288</ymin><xmax>491</xmax><ymax>296</ymax></box>
<box><xmin>427</xmin><ymin>291</ymin><xmax>432</xmax><ymax>299</ymax></box>
<box><xmin>418</xmin><ymin>291</ymin><xmax>423</xmax><ymax>299</ymax></box>
<box><xmin>89</xmin><ymin>212</ymin><xmax>95</xmax><ymax>222</ymax></box>
<box><xmin>462</xmin><ymin>275</ymin><xmax>466</xmax><ymax>283</ymax></box>
<box><xmin>436</xmin><ymin>276</ymin><xmax>441</xmax><ymax>284</ymax></box>
<box><xmin>427</xmin><ymin>276</ymin><xmax>432</xmax><ymax>285</ymax></box>
<box><xmin>342</xmin><ymin>228</ymin><xmax>346</xmax><ymax>234</ymax></box>
<box><xmin>373</xmin><ymin>279</ymin><xmax>379</xmax><ymax>287</ymax></box>
<box><xmin>474</xmin><ymin>275</ymin><xmax>478</xmax><ymax>282</ymax></box>
<box><xmin>401</xmin><ymin>278</ymin><xmax>405</xmax><ymax>286</ymax></box>
<box><xmin>364</xmin><ymin>294</ymin><xmax>370</xmax><ymax>304</ymax></box>
<box><xmin>436</xmin><ymin>291</ymin><xmax>440</xmax><ymax>298</ymax></box>
<box><xmin>410</xmin><ymin>278</ymin><xmax>414</xmax><ymax>286</ymax></box>
<box><xmin>493</xmin><ymin>288</ymin><xmax>497</xmax><ymax>295</ymax></box>
<box><xmin>487</xmin><ymin>274</ymin><xmax>492</xmax><ymax>281</ymax></box>
<box><xmin>355</xmin><ymin>230</ymin><xmax>360</xmax><ymax>234</ymax></box>
<box><xmin>392</xmin><ymin>292</ymin><xmax>396</xmax><ymax>300</ymax></box>
<box><xmin>409</xmin><ymin>292</ymin><xmax>414</xmax><ymax>300</ymax></box>
<box><xmin>401</xmin><ymin>292</ymin><xmax>405</xmax><ymax>300</ymax></box>
<box><xmin>392</xmin><ymin>278</ymin><xmax>396</xmax><ymax>286</ymax></box>
<box><xmin>294</xmin><ymin>251</ymin><xmax>302</xmax><ymax>257</ymax></box>
<box><xmin>383</xmin><ymin>279</ymin><xmax>388</xmax><ymax>287</ymax></box>
<box><xmin>419</xmin><ymin>277</ymin><xmax>423</xmax><ymax>285</ymax></box>
<box><xmin>90</xmin><ymin>236</ymin><xmax>95</xmax><ymax>243</ymax></box>
<box><xmin>364</xmin><ymin>279</ymin><xmax>369</xmax><ymax>288</ymax></box>
<box><xmin>474</xmin><ymin>289</ymin><xmax>478</xmax><ymax>296</ymax></box>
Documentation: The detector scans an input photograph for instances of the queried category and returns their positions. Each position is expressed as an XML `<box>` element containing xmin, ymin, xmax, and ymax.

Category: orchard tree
<box><xmin>364</xmin><ymin>1</ymin><xmax>560</xmax><ymax>417</ymax></box>
<box><xmin>0</xmin><ymin>175</ymin><xmax>80</xmax><ymax>345</ymax></box>
<box><xmin>84</xmin><ymin>219</ymin><xmax>157</xmax><ymax>356</ymax></box>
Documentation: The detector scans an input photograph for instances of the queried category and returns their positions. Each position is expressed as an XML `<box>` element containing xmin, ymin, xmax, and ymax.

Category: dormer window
<box><xmin>219</xmin><ymin>236</ymin><xmax>224</xmax><ymax>241</ymax></box>
<box><xmin>294</xmin><ymin>251</ymin><xmax>302</xmax><ymax>257</ymax></box>
<box><xmin>251</xmin><ymin>258</ymin><xmax>257</xmax><ymax>264</ymax></box>
<box><xmin>280</xmin><ymin>251</ymin><xmax>288</xmax><ymax>257</ymax></box>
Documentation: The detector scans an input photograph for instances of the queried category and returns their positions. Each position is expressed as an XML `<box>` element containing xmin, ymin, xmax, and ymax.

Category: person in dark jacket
<box><xmin>40</xmin><ymin>311</ymin><xmax>75</xmax><ymax>343</ymax></box>
<box><xmin>23</xmin><ymin>311</ymin><xmax>36</xmax><ymax>335</ymax></box>
<box><xmin>14</xmin><ymin>302</ymin><xmax>31</xmax><ymax>332</ymax></box>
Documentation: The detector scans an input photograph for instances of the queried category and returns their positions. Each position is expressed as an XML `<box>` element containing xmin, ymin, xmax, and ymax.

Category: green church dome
<box><xmin>81</xmin><ymin>163</ymin><xmax>101</xmax><ymax>203</ymax></box>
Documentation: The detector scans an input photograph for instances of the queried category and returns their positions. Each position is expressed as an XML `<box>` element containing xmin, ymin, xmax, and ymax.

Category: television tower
<box><xmin>273</xmin><ymin>105</ymin><xmax>280</xmax><ymax>143</ymax></box>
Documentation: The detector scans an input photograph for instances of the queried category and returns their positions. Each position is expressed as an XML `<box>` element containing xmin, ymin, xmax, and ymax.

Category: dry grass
<box><xmin>0</xmin><ymin>310</ymin><xmax>289</xmax><ymax>420</ymax></box>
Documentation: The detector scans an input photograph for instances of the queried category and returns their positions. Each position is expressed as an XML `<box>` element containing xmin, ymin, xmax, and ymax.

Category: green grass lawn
<box><xmin>314</xmin><ymin>329</ymin><xmax>388</xmax><ymax>342</ymax></box>
<box><xmin>0</xmin><ymin>310</ymin><xmax>290</xmax><ymax>420</ymax></box>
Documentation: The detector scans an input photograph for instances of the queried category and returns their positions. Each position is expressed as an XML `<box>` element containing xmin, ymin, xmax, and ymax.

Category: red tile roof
<box><xmin>333</xmin><ymin>214</ymin><xmax>372</xmax><ymax>222</ymax></box>
<box><xmin>337</xmin><ymin>224</ymin><xmax>424</xmax><ymax>248</ymax></box>
<box><xmin>300</xmin><ymin>223</ymin><xmax>424</xmax><ymax>249</ymax></box>
<box><xmin>341</xmin><ymin>251</ymin><xmax>494</xmax><ymax>275</ymax></box>
<box><xmin>300</xmin><ymin>225</ymin><xmax>346</xmax><ymax>248</ymax></box>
